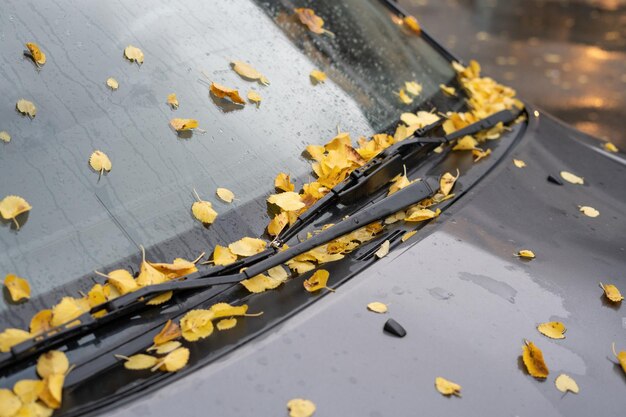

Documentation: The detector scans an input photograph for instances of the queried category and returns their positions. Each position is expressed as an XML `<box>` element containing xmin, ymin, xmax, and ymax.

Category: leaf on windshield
<box><xmin>153</xmin><ymin>320</ymin><xmax>181</xmax><ymax>346</ymax></box>
<box><xmin>579</xmin><ymin>206</ymin><xmax>599</xmax><ymax>218</ymax></box>
<box><xmin>600</xmin><ymin>283</ymin><xmax>623</xmax><ymax>303</ymax></box>
<box><xmin>435</xmin><ymin>376</ymin><xmax>461</xmax><ymax>396</ymax></box>
<box><xmin>367</xmin><ymin>302</ymin><xmax>388</xmax><ymax>314</ymax></box>
<box><xmin>229</xmin><ymin>237</ymin><xmax>267</xmax><ymax>257</ymax></box>
<box><xmin>136</xmin><ymin>247</ymin><xmax>167</xmax><ymax>287</ymax></box>
<box><xmin>439</xmin><ymin>171</ymin><xmax>459</xmax><ymax>197</ymax></box>
<box><xmin>452</xmin><ymin>135</ymin><xmax>477</xmax><ymax>151</ymax></box>
<box><xmin>0</xmin><ymin>131</ymin><xmax>10</xmax><ymax>143</ymax></box>
<box><xmin>99</xmin><ymin>269</ymin><xmax>138</xmax><ymax>296</ymax></box>
<box><xmin>560</xmin><ymin>171</ymin><xmax>584</xmax><ymax>185</ymax></box>
<box><xmin>294</xmin><ymin>7</ymin><xmax>332</xmax><ymax>36</ymax></box>
<box><xmin>397</xmin><ymin>89</ymin><xmax>413</xmax><ymax>105</ymax></box>
<box><xmin>0</xmin><ymin>328</ymin><xmax>31</xmax><ymax>353</ymax></box>
<box><xmin>146</xmin><ymin>291</ymin><xmax>173</xmax><ymax>306</ymax></box>
<box><xmin>148</xmin><ymin>256</ymin><xmax>200</xmax><ymax>280</ymax></box>
<box><xmin>537</xmin><ymin>322</ymin><xmax>566</xmax><ymax>339</ymax></box>
<box><xmin>180</xmin><ymin>310</ymin><xmax>214</xmax><ymax>341</ymax></box>
<box><xmin>472</xmin><ymin>148</ymin><xmax>491</xmax><ymax>162</ymax></box>
<box><xmin>13</xmin><ymin>379</ymin><xmax>44</xmax><ymax>403</ymax></box>
<box><xmin>115</xmin><ymin>353</ymin><xmax>157</xmax><ymax>370</ymax></box>
<box><xmin>16</xmin><ymin>99</ymin><xmax>36</xmax><ymax>118</ymax></box>
<box><xmin>522</xmin><ymin>340</ymin><xmax>549</xmax><ymax>378</ymax></box>
<box><xmin>405</xmin><ymin>208</ymin><xmax>440</xmax><ymax>222</ymax></box>
<box><xmin>30</xmin><ymin>310</ymin><xmax>53</xmax><ymax>335</ymax></box>
<box><xmin>147</xmin><ymin>341</ymin><xmax>181</xmax><ymax>355</ymax></box>
<box><xmin>209</xmin><ymin>82</ymin><xmax>246</xmax><ymax>105</ymax></box>
<box><xmin>213</xmin><ymin>245</ymin><xmax>237</xmax><ymax>266</ymax></box>
<box><xmin>303</xmin><ymin>269</ymin><xmax>334</xmax><ymax>293</ymax></box>
<box><xmin>166</xmin><ymin>93</ymin><xmax>179</xmax><ymax>109</ymax></box>
<box><xmin>603</xmin><ymin>142</ymin><xmax>618</xmax><ymax>153</ymax></box>
<box><xmin>216</xmin><ymin>187</ymin><xmax>235</xmax><ymax>203</ymax></box>
<box><xmin>400</xmin><ymin>111</ymin><xmax>438</xmax><ymax>128</ymax></box>
<box><xmin>0</xmin><ymin>389</ymin><xmax>22</xmax><ymax>416</ymax></box>
<box><xmin>241</xmin><ymin>274</ymin><xmax>277</xmax><ymax>293</ymax></box>
<box><xmin>515</xmin><ymin>249</ymin><xmax>535</xmax><ymax>259</ymax></box>
<box><xmin>440</xmin><ymin>84</ymin><xmax>456</xmax><ymax>96</ymax></box>
<box><xmin>106</xmin><ymin>77</ymin><xmax>119</xmax><ymax>90</ymax></box>
<box><xmin>275</xmin><ymin>173</ymin><xmax>295</xmax><ymax>192</ymax></box>
<box><xmin>51</xmin><ymin>296</ymin><xmax>89</xmax><ymax>327</ymax></box>
<box><xmin>170</xmin><ymin>118</ymin><xmax>199</xmax><ymax>131</ymax></box>
<box><xmin>0</xmin><ymin>195</ymin><xmax>32</xmax><ymax>229</ymax></box>
<box><xmin>191</xmin><ymin>189</ymin><xmax>218</xmax><ymax>225</ymax></box>
<box><xmin>402</xmin><ymin>16</ymin><xmax>421</xmax><ymax>35</ymax></box>
<box><xmin>375</xmin><ymin>240</ymin><xmax>390</xmax><ymax>259</ymax></box>
<box><xmin>39</xmin><ymin>373</ymin><xmax>65</xmax><ymax>409</ymax></box>
<box><xmin>612</xmin><ymin>343</ymin><xmax>626</xmax><ymax>374</ymax></box>
<box><xmin>89</xmin><ymin>150</ymin><xmax>112</xmax><ymax>178</ymax></box>
<box><xmin>555</xmin><ymin>373</ymin><xmax>579</xmax><ymax>394</ymax></box>
<box><xmin>216</xmin><ymin>318</ymin><xmax>237</xmax><ymax>331</ymax></box>
<box><xmin>25</xmin><ymin>42</ymin><xmax>46</xmax><ymax>66</ymax></box>
<box><xmin>268</xmin><ymin>211</ymin><xmax>289</xmax><ymax>236</ymax></box>
<box><xmin>247</xmin><ymin>90</ymin><xmax>262</xmax><ymax>106</ymax></box>
<box><xmin>3</xmin><ymin>273</ymin><xmax>30</xmax><ymax>302</ymax></box>
<box><xmin>513</xmin><ymin>159</ymin><xmax>526</xmax><ymax>168</ymax></box>
<box><xmin>124</xmin><ymin>45</ymin><xmax>144</xmax><ymax>64</ymax></box>
<box><xmin>209</xmin><ymin>302</ymin><xmax>250</xmax><ymax>319</ymax></box>
<box><xmin>154</xmin><ymin>347</ymin><xmax>189</xmax><ymax>372</ymax></box>
<box><xmin>405</xmin><ymin>81</ymin><xmax>422</xmax><ymax>96</ymax></box>
<box><xmin>388</xmin><ymin>170</ymin><xmax>413</xmax><ymax>196</ymax></box>
<box><xmin>231</xmin><ymin>61</ymin><xmax>269</xmax><ymax>85</ymax></box>
<box><xmin>36</xmin><ymin>351</ymin><xmax>69</xmax><ymax>378</ymax></box>
<box><xmin>287</xmin><ymin>398</ymin><xmax>316</xmax><ymax>417</ymax></box>
<box><xmin>310</xmin><ymin>69</ymin><xmax>327</xmax><ymax>84</ymax></box>
<box><xmin>267</xmin><ymin>191</ymin><xmax>305</xmax><ymax>211</ymax></box>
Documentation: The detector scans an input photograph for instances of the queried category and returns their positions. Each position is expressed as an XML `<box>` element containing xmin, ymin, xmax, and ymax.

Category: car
<box><xmin>1</xmin><ymin>0</ymin><xmax>624</xmax><ymax>416</ymax></box>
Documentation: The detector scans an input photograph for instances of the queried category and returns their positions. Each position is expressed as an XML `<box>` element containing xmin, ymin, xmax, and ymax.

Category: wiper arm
<box><xmin>1</xmin><ymin>177</ymin><xmax>438</xmax><ymax>369</ymax></box>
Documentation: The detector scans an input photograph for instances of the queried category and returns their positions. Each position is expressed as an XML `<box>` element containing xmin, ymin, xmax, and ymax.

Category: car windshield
<box><xmin>0</xmin><ymin>0</ymin><xmax>455</xmax><ymax>316</ymax></box>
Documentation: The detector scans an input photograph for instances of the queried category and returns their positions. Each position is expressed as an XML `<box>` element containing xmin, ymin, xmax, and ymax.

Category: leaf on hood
<box><xmin>600</xmin><ymin>283</ymin><xmax>623</xmax><ymax>303</ymax></box>
<box><xmin>231</xmin><ymin>61</ymin><xmax>269</xmax><ymax>85</ymax></box>
<box><xmin>3</xmin><ymin>273</ymin><xmax>30</xmax><ymax>301</ymax></box>
<box><xmin>0</xmin><ymin>195</ymin><xmax>32</xmax><ymax>229</ymax></box>
<box><xmin>0</xmin><ymin>389</ymin><xmax>22</xmax><ymax>417</ymax></box>
<box><xmin>0</xmin><ymin>131</ymin><xmax>10</xmax><ymax>143</ymax></box>
<box><xmin>555</xmin><ymin>373</ymin><xmax>579</xmax><ymax>394</ymax></box>
<box><xmin>89</xmin><ymin>150</ymin><xmax>112</xmax><ymax>178</ymax></box>
<box><xmin>241</xmin><ymin>274</ymin><xmax>276</xmax><ymax>293</ymax></box>
<box><xmin>167</xmin><ymin>93</ymin><xmax>179</xmax><ymax>109</ymax></box>
<box><xmin>39</xmin><ymin>373</ymin><xmax>65</xmax><ymax>409</ymax></box>
<box><xmin>579</xmin><ymin>206</ymin><xmax>599</xmax><ymax>218</ymax></box>
<box><xmin>209</xmin><ymin>302</ymin><xmax>250</xmax><ymax>319</ymax></box>
<box><xmin>439</xmin><ymin>170</ymin><xmax>459</xmax><ymax>197</ymax></box>
<box><xmin>247</xmin><ymin>90</ymin><xmax>262</xmax><ymax>106</ymax></box>
<box><xmin>229</xmin><ymin>237</ymin><xmax>266</xmax><ymax>257</ymax></box>
<box><xmin>13</xmin><ymin>379</ymin><xmax>44</xmax><ymax>403</ymax></box>
<box><xmin>153</xmin><ymin>320</ymin><xmax>181</xmax><ymax>346</ymax></box>
<box><xmin>216</xmin><ymin>188</ymin><xmax>235</xmax><ymax>203</ymax></box>
<box><xmin>515</xmin><ymin>249</ymin><xmax>535</xmax><ymax>259</ymax></box>
<box><xmin>513</xmin><ymin>159</ymin><xmax>526</xmax><ymax>168</ymax></box>
<box><xmin>603</xmin><ymin>142</ymin><xmax>618</xmax><ymax>153</ymax></box>
<box><xmin>303</xmin><ymin>269</ymin><xmax>334</xmax><ymax>293</ymax></box>
<box><xmin>0</xmin><ymin>328</ymin><xmax>31</xmax><ymax>353</ymax></box>
<box><xmin>267</xmin><ymin>191</ymin><xmax>305</xmax><ymax>211</ymax></box>
<box><xmin>16</xmin><ymin>99</ymin><xmax>36</xmax><ymax>118</ymax></box>
<box><xmin>522</xmin><ymin>340</ymin><xmax>549</xmax><ymax>378</ymax></box>
<box><xmin>440</xmin><ymin>84</ymin><xmax>456</xmax><ymax>96</ymax></box>
<box><xmin>213</xmin><ymin>245</ymin><xmax>237</xmax><ymax>266</ymax></box>
<box><xmin>209</xmin><ymin>82</ymin><xmax>245</xmax><ymax>105</ymax></box>
<box><xmin>148</xmin><ymin>341</ymin><xmax>181</xmax><ymax>355</ymax></box>
<box><xmin>170</xmin><ymin>118</ymin><xmax>199</xmax><ymax>131</ymax></box>
<box><xmin>367</xmin><ymin>302</ymin><xmax>388</xmax><ymax>313</ymax></box>
<box><xmin>537</xmin><ymin>321</ymin><xmax>566</xmax><ymax>339</ymax></box>
<box><xmin>612</xmin><ymin>343</ymin><xmax>626</xmax><ymax>374</ymax></box>
<box><xmin>124</xmin><ymin>45</ymin><xmax>144</xmax><ymax>64</ymax></box>
<box><xmin>25</xmin><ymin>42</ymin><xmax>46</xmax><ymax>66</ymax></box>
<box><xmin>452</xmin><ymin>135</ymin><xmax>477</xmax><ymax>151</ymax></box>
<box><xmin>216</xmin><ymin>318</ymin><xmax>237</xmax><ymax>331</ymax></box>
<box><xmin>180</xmin><ymin>310</ymin><xmax>214</xmax><ymax>342</ymax></box>
<box><xmin>146</xmin><ymin>291</ymin><xmax>173</xmax><ymax>306</ymax></box>
<box><xmin>115</xmin><ymin>353</ymin><xmax>157</xmax><ymax>370</ymax></box>
<box><xmin>405</xmin><ymin>207</ymin><xmax>440</xmax><ymax>222</ymax></box>
<box><xmin>388</xmin><ymin>170</ymin><xmax>413</xmax><ymax>196</ymax></box>
<box><xmin>275</xmin><ymin>173</ymin><xmax>295</xmax><ymax>192</ymax></box>
<box><xmin>310</xmin><ymin>69</ymin><xmax>327</xmax><ymax>84</ymax></box>
<box><xmin>106</xmin><ymin>77</ymin><xmax>119</xmax><ymax>90</ymax></box>
<box><xmin>435</xmin><ymin>376</ymin><xmax>461</xmax><ymax>396</ymax></box>
<box><xmin>401</xmin><ymin>230</ymin><xmax>417</xmax><ymax>242</ymax></box>
<box><xmin>50</xmin><ymin>296</ymin><xmax>89</xmax><ymax>327</ymax></box>
<box><xmin>560</xmin><ymin>171</ymin><xmax>584</xmax><ymax>185</ymax></box>
<box><xmin>294</xmin><ymin>7</ymin><xmax>331</xmax><ymax>36</ymax></box>
<box><xmin>402</xmin><ymin>15</ymin><xmax>421</xmax><ymax>35</ymax></box>
<box><xmin>287</xmin><ymin>398</ymin><xmax>316</xmax><ymax>417</ymax></box>
<box><xmin>191</xmin><ymin>189</ymin><xmax>218</xmax><ymax>225</ymax></box>
<box><xmin>375</xmin><ymin>240</ymin><xmax>390</xmax><ymax>259</ymax></box>
<box><xmin>154</xmin><ymin>347</ymin><xmax>189</xmax><ymax>372</ymax></box>
<box><xmin>36</xmin><ymin>351</ymin><xmax>69</xmax><ymax>378</ymax></box>
<box><xmin>472</xmin><ymin>148</ymin><xmax>491</xmax><ymax>162</ymax></box>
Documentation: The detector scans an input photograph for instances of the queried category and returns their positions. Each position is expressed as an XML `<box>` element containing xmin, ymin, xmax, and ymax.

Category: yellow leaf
<box><xmin>105</xmin><ymin>269</ymin><xmax>138</xmax><ymax>295</ymax></box>
<box><xmin>216</xmin><ymin>318</ymin><xmax>237</xmax><ymax>331</ymax></box>
<box><xmin>115</xmin><ymin>353</ymin><xmax>157</xmax><ymax>370</ymax></box>
<box><xmin>228</xmin><ymin>237</ymin><xmax>267</xmax><ymax>257</ymax></box>
<box><xmin>0</xmin><ymin>195</ymin><xmax>32</xmax><ymax>229</ymax></box>
<box><xmin>287</xmin><ymin>398</ymin><xmax>316</xmax><ymax>417</ymax></box>
<box><xmin>0</xmin><ymin>389</ymin><xmax>22</xmax><ymax>417</ymax></box>
<box><xmin>268</xmin><ymin>192</ymin><xmax>305</xmax><ymax>211</ymax></box>
<box><xmin>404</xmin><ymin>81</ymin><xmax>422</xmax><ymax>96</ymax></box>
<box><xmin>147</xmin><ymin>341</ymin><xmax>181</xmax><ymax>355</ymax></box>
<box><xmin>136</xmin><ymin>246</ymin><xmax>167</xmax><ymax>287</ymax></box>
<box><xmin>440</xmin><ymin>84</ymin><xmax>456</xmax><ymax>96</ymax></box>
<box><xmin>170</xmin><ymin>118</ymin><xmax>199</xmax><ymax>131</ymax></box>
<box><xmin>579</xmin><ymin>206</ymin><xmax>599</xmax><ymax>218</ymax></box>
<box><xmin>405</xmin><ymin>208</ymin><xmax>440</xmax><ymax>222</ymax></box>
<box><xmin>537</xmin><ymin>321</ymin><xmax>566</xmax><ymax>339</ymax></box>
<box><xmin>375</xmin><ymin>240</ymin><xmax>390</xmax><ymax>259</ymax></box>
<box><xmin>36</xmin><ymin>351</ymin><xmax>69</xmax><ymax>379</ymax></box>
<box><xmin>294</xmin><ymin>7</ymin><xmax>328</xmax><ymax>35</ymax></box>
<box><xmin>452</xmin><ymin>135</ymin><xmax>477</xmax><ymax>151</ymax></box>
<box><xmin>213</xmin><ymin>245</ymin><xmax>237</xmax><ymax>266</ymax></box>
<box><xmin>29</xmin><ymin>310</ymin><xmax>53</xmax><ymax>335</ymax></box>
<box><xmin>555</xmin><ymin>373</ymin><xmax>579</xmax><ymax>394</ymax></box>
<box><xmin>401</xmin><ymin>230</ymin><xmax>417</xmax><ymax>242</ymax></box>
<box><xmin>148</xmin><ymin>257</ymin><xmax>199</xmax><ymax>279</ymax></box>
<box><xmin>124</xmin><ymin>45</ymin><xmax>144</xmax><ymax>64</ymax></box>
<box><xmin>51</xmin><ymin>297</ymin><xmax>89</xmax><ymax>327</ymax></box>
<box><xmin>403</xmin><ymin>15</ymin><xmax>421</xmax><ymax>35</ymax></box>
<box><xmin>310</xmin><ymin>69</ymin><xmax>327</xmax><ymax>83</ymax></box>
<box><xmin>231</xmin><ymin>61</ymin><xmax>269</xmax><ymax>85</ymax></box>
<box><xmin>216</xmin><ymin>187</ymin><xmax>235</xmax><ymax>203</ymax></box>
<box><xmin>146</xmin><ymin>291</ymin><xmax>173</xmax><ymax>306</ymax></box>
<box><xmin>600</xmin><ymin>283</ymin><xmax>623</xmax><ymax>303</ymax></box>
<box><xmin>516</xmin><ymin>249</ymin><xmax>535</xmax><ymax>259</ymax></box>
<box><xmin>439</xmin><ymin>170</ymin><xmax>459</xmax><ymax>197</ymax></box>
<box><xmin>4</xmin><ymin>273</ymin><xmax>31</xmax><ymax>301</ymax></box>
<box><xmin>472</xmin><ymin>148</ymin><xmax>491</xmax><ymax>162</ymax></box>
<box><xmin>603</xmin><ymin>142</ymin><xmax>618</xmax><ymax>153</ymax></box>
<box><xmin>388</xmin><ymin>171</ymin><xmax>412</xmax><ymax>196</ymax></box>
<box><xmin>397</xmin><ymin>89</ymin><xmax>413</xmax><ymax>105</ymax></box>
<box><xmin>247</xmin><ymin>90</ymin><xmax>262</xmax><ymax>106</ymax></box>
<box><xmin>13</xmin><ymin>402</ymin><xmax>53</xmax><ymax>417</ymax></box>
<box><xmin>241</xmin><ymin>274</ymin><xmax>278</xmax><ymax>293</ymax></box>
<box><xmin>209</xmin><ymin>82</ymin><xmax>245</xmax><ymax>105</ymax></box>
<box><xmin>180</xmin><ymin>310</ymin><xmax>214</xmax><ymax>341</ymax></box>
<box><xmin>89</xmin><ymin>150</ymin><xmax>112</xmax><ymax>177</ymax></box>
<box><xmin>303</xmin><ymin>269</ymin><xmax>333</xmax><ymax>292</ymax></box>
<box><xmin>513</xmin><ymin>159</ymin><xmax>526</xmax><ymax>168</ymax></box>
<box><xmin>522</xmin><ymin>340</ymin><xmax>549</xmax><ymax>378</ymax></box>
<box><xmin>560</xmin><ymin>171</ymin><xmax>584</xmax><ymax>185</ymax></box>
<box><xmin>367</xmin><ymin>302</ymin><xmax>388</xmax><ymax>313</ymax></box>
<box><xmin>167</xmin><ymin>93</ymin><xmax>179</xmax><ymax>109</ymax></box>
<box><xmin>192</xmin><ymin>200</ymin><xmax>218</xmax><ymax>225</ymax></box>
<box><xmin>153</xmin><ymin>320</ymin><xmax>181</xmax><ymax>346</ymax></box>
<box><xmin>267</xmin><ymin>211</ymin><xmax>289</xmax><ymax>236</ymax></box>
<box><xmin>612</xmin><ymin>343</ymin><xmax>626</xmax><ymax>374</ymax></box>
<box><xmin>0</xmin><ymin>328</ymin><xmax>30</xmax><ymax>353</ymax></box>
<box><xmin>16</xmin><ymin>99</ymin><xmax>36</xmax><ymax>118</ymax></box>
<box><xmin>0</xmin><ymin>131</ymin><xmax>10</xmax><ymax>143</ymax></box>
<box><xmin>106</xmin><ymin>77</ymin><xmax>118</xmax><ymax>90</ymax></box>
<box><xmin>25</xmin><ymin>42</ymin><xmax>46</xmax><ymax>66</ymax></box>
<box><xmin>155</xmin><ymin>347</ymin><xmax>189</xmax><ymax>372</ymax></box>
<box><xmin>87</xmin><ymin>285</ymin><xmax>106</xmax><ymax>309</ymax></box>
<box><xmin>38</xmin><ymin>374</ymin><xmax>64</xmax><ymax>409</ymax></box>
<box><xmin>275</xmin><ymin>173</ymin><xmax>295</xmax><ymax>192</ymax></box>
<box><xmin>434</xmin><ymin>376</ymin><xmax>462</xmax><ymax>396</ymax></box>
<box><xmin>13</xmin><ymin>379</ymin><xmax>44</xmax><ymax>404</ymax></box>
<box><xmin>268</xmin><ymin>265</ymin><xmax>289</xmax><ymax>282</ymax></box>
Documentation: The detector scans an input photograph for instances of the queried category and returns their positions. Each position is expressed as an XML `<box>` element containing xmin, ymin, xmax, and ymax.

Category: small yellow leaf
<box><xmin>303</xmin><ymin>269</ymin><xmax>333</xmax><ymax>293</ymax></box>
<box><xmin>472</xmin><ymin>148</ymin><xmax>491</xmax><ymax>162</ymax></box>
<box><xmin>136</xmin><ymin>247</ymin><xmax>167</xmax><ymax>287</ymax></box>
<box><xmin>612</xmin><ymin>343</ymin><xmax>626</xmax><ymax>374</ymax></box>
<box><xmin>579</xmin><ymin>206</ymin><xmax>599</xmax><ymax>218</ymax></box>
<box><xmin>522</xmin><ymin>340</ymin><xmax>549</xmax><ymax>378</ymax></box>
<box><xmin>0</xmin><ymin>328</ymin><xmax>31</xmax><ymax>353</ymax></box>
<box><xmin>0</xmin><ymin>131</ymin><xmax>11</xmax><ymax>143</ymax></box>
<box><xmin>560</xmin><ymin>171</ymin><xmax>584</xmax><ymax>185</ymax></box>
<box><xmin>153</xmin><ymin>320</ymin><xmax>181</xmax><ymax>346</ymax></box>
<box><xmin>147</xmin><ymin>341</ymin><xmax>182</xmax><ymax>355</ymax></box>
<box><xmin>13</xmin><ymin>402</ymin><xmax>53</xmax><ymax>417</ymax></box>
<box><xmin>50</xmin><ymin>297</ymin><xmax>89</xmax><ymax>327</ymax></box>
<box><xmin>405</xmin><ymin>208</ymin><xmax>440</xmax><ymax>222</ymax></box>
<box><xmin>294</xmin><ymin>7</ymin><xmax>328</xmax><ymax>35</ymax></box>
<box><xmin>397</xmin><ymin>89</ymin><xmax>413</xmax><ymax>104</ymax></box>
<box><xmin>287</xmin><ymin>398</ymin><xmax>316</xmax><ymax>417</ymax></box>
<box><xmin>167</xmin><ymin>93</ymin><xmax>179</xmax><ymax>109</ymax></box>
<box><xmin>375</xmin><ymin>240</ymin><xmax>390</xmax><ymax>259</ymax></box>
<box><xmin>25</xmin><ymin>42</ymin><xmax>46</xmax><ymax>66</ymax></box>
<box><xmin>216</xmin><ymin>187</ymin><xmax>235</xmax><ymax>203</ymax></box>
<box><xmin>124</xmin><ymin>45</ymin><xmax>144</xmax><ymax>64</ymax></box>
<box><xmin>16</xmin><ymin>99</ymin><xmax>37</xmax><ymax>118</ymax></box>
<box><xmin>116</xmin><ymin>353</ymin><xmax>157</xmax><ymax>370</ymax></box>
<box><xmin>367</xmin><ymin>302</ymin><xmax>388</xmax><ymax>313</ymax></box>
<box><xmin>89</xmin><ymin>150</ymin><xmax>112</xmax><ymax>176</ymax></box>
<box><xmin>216</xmin><ymin>318</ymin><xmax>237</xmax><ymax>331</ymax></box>
<box><xmin>213</xmin><ymin>245</ymin><xmax>237</xmax><ymax>266</ymax></box>
<box><xmin>268</xmin><ymin>211</ymin><xmax>289</xmax><ymax>236</ymax></box>
<box><xmin>4</xmin><ymin>274</ymin><xmax>31</xmax><ymax>301</ymax></box>
<box><xmin>191</xmin><ymin>193</ymin><xmax>218</xmax><ymax>224</ymax></box>
<box><xmin>440</xmin><ymin>170</ymin><xmax>459</xmax><ymax>197</ymax></box>
<box><xmin>600</xmin><ymin>283</ymin><xmax>623</xmax><ymax>303</ymax></box>
<box><xmin>603</xmin><ymin>142</ymin><xmax>618</xmax><ymax>153</ymax></box>
<box><xmin>452</xmin><ymin>135</ymin><xmax>477</xmax><ymax>151</ymax></box>
<box><xmin>310</xmin><ymin>69</ymin><xmax>327</xmax><ymax>83</ymax></box>
<box><xmin>0</xmin><ymin>195</ymin><xmax>32</xmax><ymax>229</ymax></box>
<box><xmin>210</xmin><ymin>82</ymin><xmax>245</xmax><ymax>105</ymax></box>
<box><xmin>106</xmin><ymin>269</ymin><xmax>138</xmax><ymax>295</ymax></box>
<box><xmin>170</xmin><ymin>118</ymin><xmax>199</xmax><ymax>131</ymax></box>
<box><xmin>401</xmin><ymin>230</ymin><xmax>417</xmax><ymax>242</ymax></box>
<box><xmin>403</xmin><ymin>15</ymin><xmax>421</xmax><ymax>35</ymax></box>
<box><xmin>13</xmin><ymin>379</ymin><xmax>44</xmax><ymax>403</ymax></box>
<box><xmin>38</xmin><ymin>373</ymin><xmax>64</xmax><ymax>409</ymax></box>
<box><xmin>36</xmin><ymin>351</ymin><xmax>69</xmax><ymax>378</ymax></box>
<box><xmin>0</xmin><ymin>389</ymin><xmax>22</xmax><ymax>417</ymax></box>
<box><xmin>247</xmin><ymin>90</ymin><xmax>262</xmax><ymax>105</ymax></box>
<box><xmin>155</xmin><ymin>347</ymin><xmax>189</xmax><ymax>372</ymax></box>
<box><xmin>440</xmin><ymin>84</ymin><xmax>456</xmax><ymax>96</ymax></box>
<box><xmin>229</xmin><ymin>237</ymin><xmax>266</xmax><ymax>257</ymax></box>
<box><xmin>435</xmin><ymin>376</ymin><xmax>461</xmax><ymax>396</ymax></box>
<box><xmin>405</xmin><ymin>81</ymin><xmax>422</xmax><ymax>96</ymax></box>
<box><xmin>275</xmin><ymin>173</ymin><xmax>295</xmax><ymax>192</ymax></box>
<box><xmin>106</xmin><ymin>77</ymin><xmax>119</xmax><ymax>90</ymax></box>
<box><xmin>241</xmin><ymin>274</ymin><xmax>275</xmax><ymax>293</ymax></box>
<box><xmin>268</xmin><ymin>192</ymin><xmax>305</xmax><ymax>211</ymax></box>
<box><xmin>555</xmin><ymin>373</ymin><xmax>579</xmax><ymax>394</ymax></box>
<box><xmin>516</xmin><ymin>249</ymin><xmax>535</xmax><ymax>259</ymax></box>
<box><xmin>513</xmin><ymin>159</ymin><xmax>526</xmax><ymax>168</ymax></box>
<box><xmin>29</xmin><ymin>310</ymin><xmax>53</xmax><ymax>335</ymax></box>
<box><xmin>180</xmin><ymin>310</ymin><xmax>214</xmax><ymax>341</ymax></box>
<box><xmin>146</xmin><ymin>291</ymin><xmax>173</xmax><ymax>306</ymax></box>
<box><xmin>537</xmin><ymin>321</ymin><xmax>566</xmax><ymax>339</ymax></box>
<box><xmin>231</xmin><ymin>61</ymin><xmax>269</xmax><ymax>85</ymax></box>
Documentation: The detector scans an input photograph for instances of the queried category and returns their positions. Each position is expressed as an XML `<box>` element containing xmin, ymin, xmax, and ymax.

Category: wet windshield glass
<box><xmin>0</xmin><ymin>0</ymin><xmax>454</xmax><ymax>316</ymax></box>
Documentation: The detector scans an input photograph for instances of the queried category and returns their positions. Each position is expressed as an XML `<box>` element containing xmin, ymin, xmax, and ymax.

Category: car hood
<box><xmin>105</xmin><ymin>108</ymin><xmax>626</xmax><ymax>417</ymax></box>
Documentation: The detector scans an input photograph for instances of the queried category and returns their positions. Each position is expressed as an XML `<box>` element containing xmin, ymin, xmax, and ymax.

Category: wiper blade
<box><xmin>0</xmin><ymin>177</ymin><xmax>438</xmax><ymax>369</ymax></box>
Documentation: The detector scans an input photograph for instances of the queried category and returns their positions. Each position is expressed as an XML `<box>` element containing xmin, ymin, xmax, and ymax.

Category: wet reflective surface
<box><xmin>401</xmin><ymin>0</ymin><xmax>626</xmax><ymax>146</ymax></box>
